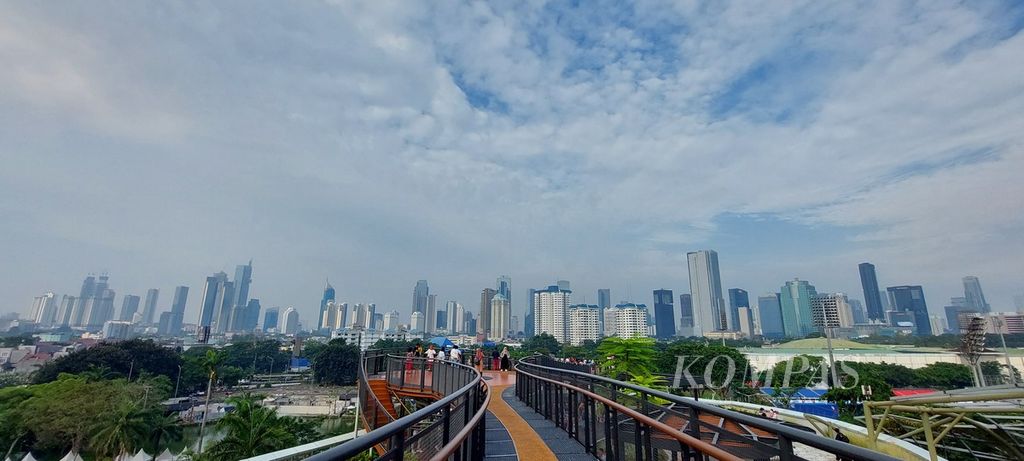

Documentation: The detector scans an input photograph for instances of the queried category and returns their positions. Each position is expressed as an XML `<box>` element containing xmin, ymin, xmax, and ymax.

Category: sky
<box><xmin>2</xmin><ymin>1</ymin><xmax>1023</xmax><ymax>327</ymax></box>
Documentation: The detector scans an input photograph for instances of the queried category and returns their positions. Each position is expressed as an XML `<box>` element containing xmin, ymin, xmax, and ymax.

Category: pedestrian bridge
<box><xmin>248</xmin><ymin>350</ymin><xmax>913</xmax><ymax>461</ymax></box>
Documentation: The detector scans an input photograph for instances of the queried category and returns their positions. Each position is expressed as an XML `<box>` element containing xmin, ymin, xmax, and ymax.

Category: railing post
<box><xmin>442</xmin><ymin>405</ymin><xmax>451</xmax><ymax>445</ymax></box>
<box><xmin>393</xmin><ymin>430</ymin><xmax>405</xmax><ymax>461</ymax></box>
<box><xmin>779</xmin><ymin>435</ymin><xmax>794</xmax><ymax>461</ymax></box>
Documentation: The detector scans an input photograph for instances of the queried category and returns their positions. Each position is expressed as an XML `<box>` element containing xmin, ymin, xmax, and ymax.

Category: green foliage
<box><xmin>204</xmin><ymin>396</ymin><xmax>297</xmax><ymax>460</ymax></box>
<box><xmin>33</xmin><ymin>339</ymin><xmax>181</xmax><ymax>384</ymax></box>
<box><xmin>768</xmin><ymin>355</ymin><xmax>826</xmax><ymax>388</ymax></box>
<box><xmin>596</xmin><ymin>337</ymin><xmax>656</xmax><ymax>379</ymax></box>
<box><xmin>913</xmin><ymin>362</ymin><xmax>974</xmax><ymax>389</ymax></box>
<box><xmin>90</xmin><ymin>401</ymin><xmax>160</xmax><ymax>458</ymax></box>
<box><xmin>654</xmin><ymin>340</ymin><xmax>751</xmax><ymax>390</ymax></box>
<box><xmin>0</xmin><ymin>334</ymin><xmax>36</xmax><ymax>347</ymax></box>
<box><xmin>0</xmin><ymin>373</ymin><xmax>30</xmax><ymax>388</ymax></box>
<box><xmin>522</xmin><ymin>333</ymin><xmax>561</xmax><ymax>355</ymax></box>
<box><xmin>559</xmin><ymin>340</ymin><xmax>599</xmax><ymax>361</ymax></box>
<box><xmin>311</xmin><ymin>340</ymin><xmax>360</xmax><ymax>386</ymax></box>
<box><xmin>185</xmin><ymin>339</ymin><xmax>289</xmax><ymax>375</ymax></box>
<box><xmin>218</xmin><ymin>366</ymin><xmax>245</xmax><ymax>387</ymax></box>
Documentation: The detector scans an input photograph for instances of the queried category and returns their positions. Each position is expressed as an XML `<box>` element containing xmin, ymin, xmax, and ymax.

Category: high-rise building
<box><xmin>436</xmin><ymin>310</ymin><xmax>447</xmax><ymax>332</ymax></box>
<box><xmin>69</xmin><ymin>275</ymin><xmax>96</xmax><ymax>327</ymax></box>
<box><xmin>383</xmin><ymin>310</ymin><xmax>400</xmax><ymax>331</ymax></box>
<box><xmin>678</xmin><ymin>294</ymin><xmax>694</xmax><ymax>337</ymax></box>
<box><xmin>426</xmin><ymin>294</ymin><xmax>437</xmax><ymax>334</ymax></box>
<box><xmin>780</xmin><ymin>279</ymin><xmax>817</xmax><ymax>337</ymax></box>
<box><xmin>263</xmin><ymin>307</ymin><xmax>280</xmax><ymax>332</ymax></box>
<box><xmin>687</xmin><ymin>250</ymin><xmax>726</xmax><ymax>336</ymax></box>
<box><xmin>31</xmin><ymin>292</ymin><xmax>57</xmax><ymax>327</ymax></box>
<box><xmin>167</xmin><ymin>286</ymin><xmax>188</xmax><ymax>335</ymax></box>
<box><xmin>510</xmin><ymin>315</ymin><xmax>519</xmax><ymax>335</ymax></box>
<box><xmin>887</xmin><ymin>285</ymin><xmax>932</xmax><ymax>335</ymax></box>
<box><xmin>598</xmin><ymin>289</ymin><xmax>611</xmax><ymax>309</ymax></box>
<box><xmin>525</xmin><ymin>288</ymin><xmax>537</xmax><ymax>337</ymax></box>
<box><xmin>810</xmin><ymin>293</ymin><xmax>854</xmax><ymax>330</ymax></box>
<box><xmin>410</xmin><ymin>311</ymin><xmax>424</xmax><ymax>332</ymax></box>
<box><xmin>613</xmin><ymin>303</ymin><xmax>649</xmax><ymax>339</ymax></box>
<box><xmin>449</xmin><ymin>301</ymin><xmax>464</xmax><ymax>334</ymax></box>
<box><xmin>198</xmin><ymin>272</ymin><xmax>229</xmax><ymax>329</ymax></box>
<box><xmin>652</xmin><ymin>289</ymin><xmax>675</xmax><ymax>339</ymax></box>
<box><xmin>231</xmin><ymin>261</ymin><xmax>253</xmax><ymax>315</ymax></box>
<box><xmin>858</xmin><ymin>263</ymin><xmax>885</xmax><ymax>322</ymax></box>
<box><xmin>737</xmin><ymin>307</ymin><xmax>755</xmax><ymax>337</ymax></box>
<box><xmin>119</xmin><ymin>295</ymin><xmax>141</xmax><ymax>322</ymax></box>
<box><xmin>603</xmin><ymin>307</ymin><xmax>619</xmax><ymax>337</ymax></box>
<box><xmin>479</xmin><ymin>288</ymin><xmax>496</xmax><ymax>337</ymax></box>
<box><xmin>727</xmin><ymin>288</ymin><xmax>749</xmax><ymax>332</ymax></box>
<box><xmin>757</xmin><ymin>293</ymin><xmax>785</xmax><ymax>339</ymax></box>
<box><xmin>490</xmin><ymin>293</ymin><xmax>511</xmax><ymax>341</ymax></box>
<box><xmin>557</xmin><ymin>280</ymin><xmax>570</xmax><ymax>291</ymax></box>
<box><xmin>282</xmin><ymin>307</ymin><xmax>299</xmax><ymax>334</ymax></box>
<box><xmin>141</xmin><ymin>288</ymin><xmax>159</xmax><ymax>325</ymax></box>
<box><xmin>318</xmin><ymin>280</ymin><xmax>336</xmax><ymax>331</ymax></box>
<box><xmin>534</xmin><ymin>285</ymin><xmax>571</xmax><ymax>343</ymax></box>
<box><xmin>848</xmin><ymin>299</ymin><xmax>867</xmax><ymax>324</ymax></box>
<box><xmin>962</xmin><ymin>276</ymin><xmax>990</xmax><ymax>313</ymax></box>
<box><xmin>497</xmin><ymin>275</ymin><xmax>511</xmax><ymax>305</ymax></box>
<box><xmin>56</xmin><ymin>295</ymin><xmax>76</xmax><ymax>327</ymax></box>
<box><xmin>211</xmin><ymin>280</ymin><xmax>235</xmax><ymax>334</ymax></box>
<box><xmin>81</xmin><ymin>275</ymin><xmax>116</xmax><ymax>330</ymax></box>
<box><xmin>568</xmin><ymin>304</ymin><xmax>600</xmax><ymax>345</ymax></box>
<box><xmin>413</xmin><ymin>280</ymin><xmax>429</xmax><ymax>314</ymax></box>
<box><xmin>241</xmin><ymin>299</ymin><xmax>261</xmax><ymax>332</ymax></box>
<box><xmin>944</xmin><ymin>297</ymin><xmax>975</xmax><ymax>333</ymax></box>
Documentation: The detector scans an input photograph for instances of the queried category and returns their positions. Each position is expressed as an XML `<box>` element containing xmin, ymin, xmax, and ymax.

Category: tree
<box><xmin>653</xmin><ymin>340</ymin><xmax>750</xmax><ymax>391</ymax></box>
<box><xmin>33</xmin><ymin>339</ymin><xmax>181</xmax><ymax>384</ymax></box>
<box><xmin>311</xmin><ymin>340</ymin><xmax>360</xmax><ymax>386</ymax></box>
<box><xmin>596</xmin><ymin>337</ymin><xmax>656</xmax><ymax>379</ymax></box>
<box><xmin>204</xmin><ymin>395</ymin><xmax>296</xmax><ymax>461</ymax></box>
<box><xmin>90</xmin><ymin>402</ymin><xmax>158</xmax><ymax>459</ymax></box>
<box><xmin>146</xmin><ymin>414</ymin><xmax>182</xmax><ymax>461</ymax></box>
<box><xmin>913</xmin><ymin>362</ymin><xmax>974</xmax><ymax>389</ymax></box>
<box><xmin>522</xmin><ymin>333</ymin><xmax>561</xmax><ymax>356</ymax></box>
<box><xmin>197</xmin><ymin>349</ymin><xmax>225</xmax><ymax>454</ymax></box>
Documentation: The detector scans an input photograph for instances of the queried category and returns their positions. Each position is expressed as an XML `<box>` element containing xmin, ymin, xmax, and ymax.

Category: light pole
<box><xmin>174</xmin><ymin>364</ymin><xmax>182</xmax><ymax>398</ymax></box>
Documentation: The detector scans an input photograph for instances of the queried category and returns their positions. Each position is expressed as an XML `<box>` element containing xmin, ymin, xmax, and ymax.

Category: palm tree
<box><xmin>148</xmin><ymin>413</ymin><xmax>182</xmax><ymax>461</ymax></box>
<box><xmin>596</xmin><ymin>337</ymin><xmax>657</xmax><ymax>379</ymax></box>
<box><xmin>204</xmin><ymin>395</ymin><xmax>296</xmax><ymax>460</ymax></box>
<box><xmin>196</xmin><ymin>349</ymin><xmax>224</xmax><ymax>454</ymax></box>
<box><xmin>90</xmin><ymin>402</ymin><xmax>157</xmax><ymax>459</ymax></box>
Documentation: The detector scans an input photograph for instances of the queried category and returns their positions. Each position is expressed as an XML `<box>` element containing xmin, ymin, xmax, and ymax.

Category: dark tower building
<box><xmin>859</xmin><ymin>263</ymin><xmax>885</xmax><ymax>322</ymax></box>
<box><xmin>653</xmin><ymin>289</ymin><xmax>675</xmax><ymax>339</ymax></box>
<box><xmin>728</xmin><ymin>288</ymin><xmax>750</xmax><ymax>331</ymax></box>
<box><xmin>887</xmin><ymin>285</ymin><xmax>932</xmax><ymax>335</ymax></box>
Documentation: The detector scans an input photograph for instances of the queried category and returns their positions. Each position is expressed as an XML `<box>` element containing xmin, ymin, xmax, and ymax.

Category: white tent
<box><xmin>113</xmin><ymin>453</ymin><xmax>133</xmax><ymax>461</ymax></box>
<box><xmin>21</xmin><ymin>454</ymin><xmax>37</xmax><ymax>461</ymax></box>
<box><xmin>58</xmin><ymin>452</ymin><xmax>83</xmax><ymax>461</ymax></box>
<box><xmin>154</xmin><ymin>448</ymin><xmax>175</xmax><ymax>461</ymax></box>
<box><xmin>129</xmin><ymin>450</ymin><xmax>151</xmax><ymax>461</ymax></box>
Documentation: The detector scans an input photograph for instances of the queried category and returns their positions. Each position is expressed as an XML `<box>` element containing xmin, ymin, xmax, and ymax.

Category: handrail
<box><xmin>306</xmin><ymin>352</ymin><xmax>488</xmax><ymax>461</ymax></box>
<box><xmin>522</xmin><ymin>365</ymin><xmax>741</xmax><ymax>461</ymax></box>
<box><xmin>518</xmin><ymin>356</ymin><xmax>901</xmax><ymax>461</ymax></box>
<box><xmin>428</xmin><ymin>383</ymin><xmax>492</xmax><ymax>461</ymax></box>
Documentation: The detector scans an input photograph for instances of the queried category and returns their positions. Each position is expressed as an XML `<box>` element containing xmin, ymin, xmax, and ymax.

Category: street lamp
<box><xmin>174</xmin><ymin>364</ymin><xmax>183</xmax><ymax>398</ymax></box>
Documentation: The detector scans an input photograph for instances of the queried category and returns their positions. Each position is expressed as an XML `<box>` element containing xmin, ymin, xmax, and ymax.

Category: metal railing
<box><xmin>306</xmin><ymin>350</ymin><xmax>489</xmax><ymax>461</ymax></box>
<box><xmin>516</xmin><ymin>355</ymin><xmax>901</xmax><ymax>461</ymax></box>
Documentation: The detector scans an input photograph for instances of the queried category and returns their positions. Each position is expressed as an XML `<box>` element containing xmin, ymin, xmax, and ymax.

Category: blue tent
<box><xmin>429</xmin><ymin>337</ymin><xmax>455</xmax><ymax>348</ymax></box>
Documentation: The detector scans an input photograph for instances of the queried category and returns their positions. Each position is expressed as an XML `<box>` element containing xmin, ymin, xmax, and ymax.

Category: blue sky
<box><xmin>1</xmin><ymin>0</ymin><xmax>1023</xmax><ymax>325</ymax></box>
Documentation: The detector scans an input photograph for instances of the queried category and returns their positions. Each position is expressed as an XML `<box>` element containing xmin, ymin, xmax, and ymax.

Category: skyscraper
<box><xmin>944</xmin><ymin>297</ymin><xmax>975</xmax><ymax>332</ymax></box>
<box><xmin>780</xmin><ymin>279</ymin><xmax>818</xmax><ymax>337</ymax></box>
<box><xmin>449</xmin><ymin>301</ymin><xmax>464</xmax><ymax>334</ymax></box>
<box><xmin>534</xmin><ymin>285</ymin><xmax>571</xmax><ymax>343</ymax></box>
<box><xmin>887</xmin><ymin>285</ymin><xmax>932</xmax><ymax>335</ymax></box>
<box><xmin>412</xmin><ymin>280</ymin><xmax>429</xmax><ymax>314</ymax></box>
<box><xmin>612</xmin><ymin>303</ymin><xmax>649</xmax><ymax>339</ymax></box>
<box><xmin>119</xmin><ymin>295</ymin><xmax>141</xmax><ymax>322</ymax></box>
<box><xmin>31</xmin><ymin>292</ymin><xmax>57</xmax><ymax>327</ymax></box>
<box><xmin>56</xmin><ymin>295</ymin><xmax>76</xmax><ymax>327</ymax></box>
<box><xmin>426</xmin><ymin>293</ymin><xmax>437</xmax><ymax>334</ymax></box>
<box><xmin>318</xmin><ymin>280</ymin><xmax>336</xmax><ymax>331</ymax></box>
<box><xmin>479</xmin><ymin>288</ymin><xmax>496</xmax><ymax>337</ymax></box>
<box><xmin>231</xmin><ymin>261</ymin><xmax>253</xmax><ymax>312</ymax></box>
<box><xmin>727</xmin><ymin>288</ymin><xmax>749</xmax><ymax>332</ymax></box>
<box><xmin>69</xmin><ymin>276</ymin><xmax>97</xmax><ymax>327</ymax></box>
<box><xmin>212</xmin><ymin>280</ymin><xmax>235</xmax><ymax>334</ymax></box>
<box><xmin>282</xmin><ymin>307</ymin><xmax>299</xmax><ymax>335</ymax></box>
<box><xmin>525</xmin><ymin>288</ymin><xmax>537</xmax><ymax>337</ymax></box>
<box><xmin>490</xmin><ymin>293</ymin><xmax>511</xmax><ymax>341</ymax></box>
<box><xmin>242</xmin><ymin>299</ymin><xmax>261</xmax><ymax>332</ymax></box>
<box><xmin>568</xmin><ymin>305</ymin><xmax>600</xmax><ymax>345</ymax></box>
<box><xmin>263</xmin><ymin>307</ymin><xmax>280</xmax><ymax>332</ymax></box>
<box><xmin>198</xmin><ymin>272</ymin><xmax>229</xmax><ymax>328</ymax></box>
<box><xmin>383</xmin><ymin>310</ymin><xmax>400</xmax><ymax>331</ymax></box>
<box><xmin>141</xmin><ymin>288</ymin><xmax>159</xmax><ymax>325</ymax></box>
<box><xmin>497</xmin><ymin>275</ymin><xmax>511</xmax><ymax>305</ymax></box>
<box><xmin>757</xmin><ymin>293</ymin><xmax>785</xmax><ymax>339</ymax></box>
<box><xmin>687</xmin><ymin>250</ymin><xmax>726</xmax><ymax>336</ymax></box>
<box><xmin>962</xmin><ymin>276</ymin><xmax>990</xmax><ymax>313</ymax></box>
<box><xmin>410</xmin><ymin>311</ymin><xmax>424</xmax><ymax>332</ymax></box>
<box><xmin>598</xmin><ymin>289</ymin><xmax>611</xmax><ymax>310</ymax></box>
<box><xmin>858</xmin><ymin>263</ymin><xmax>885</xmax><ymax>322</ymax></box>
<box><xmin>652</xmin><ymin>289</ymin><xmax>675</xmax><ymax>339</ymax></box>
<box><xmin>165</xmin><ymin>286</ymin><xmax>189</xmax><ymax>335</ymax></box>
<box><xmin>82</xmin><ymin>275</ymin><xmax>116</xmax><ymax>330</ymax></box>
<box><xmin>676</xmin><ymin>294</ymin><xmax>693</xmax><ymax>337</ymax></box>
<box><xmin>810</xmin><ymin>293</ymin><xmax>854</xmax><ymax>329</ymax></box>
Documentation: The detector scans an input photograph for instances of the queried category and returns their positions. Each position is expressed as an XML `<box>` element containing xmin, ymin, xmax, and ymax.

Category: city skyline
<box><xmin>2</xmin><ymin>2</ymin><xmax>1023</xmax><ymax>328</ymax></box>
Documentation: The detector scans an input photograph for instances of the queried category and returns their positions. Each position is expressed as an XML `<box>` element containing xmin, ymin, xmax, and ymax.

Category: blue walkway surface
<box><xmin>502</xmin><ymin>386</ymin><xmax>596</xmax><ymax>461</ymax></box>
<box><xmin>485</xmin><ymin>410</ymin><xmax>518</xmax><ymax>460</ymax></box>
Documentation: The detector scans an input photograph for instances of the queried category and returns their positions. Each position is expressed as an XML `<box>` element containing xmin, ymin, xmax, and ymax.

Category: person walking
<box><xmin>475</xmin><ymin>348</ymin><xmax>485</xmax><ymax>372</ymax></box>
<box><xmin>491</xmin><ymin>348</ymin><xmax>500</xmax><ymax>371</ymax></box>
<box><xmin>500</xmin><ymin>347</ymin><xmax>511</xmax><ymax>371</ymax></box>
<box><xmin>450</xmin><ymin>345</ymin><xmax>462</xmax><ymax>363</ymax></box>
<box><xmin>426</xmin><ymin>344</ymin><xmax>437</xmax><ymax>371</ymax></box>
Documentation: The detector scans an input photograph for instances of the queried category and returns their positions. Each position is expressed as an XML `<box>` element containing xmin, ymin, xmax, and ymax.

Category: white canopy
<box><xmin>129</xmin><ymin>450</ymin><xmax>151</xmax><ymax>461</ymax></box>
<box><xmin>155</xmin><ymin>448</ymin><xmax>175</xmax><ymax>461</ymax></box>
<box><xmin>58</xmin><ymin>452</ymin><xmax>84</xmax><ymax>461</ymax></box>
<box><xmin>22</xmin><ymin>454</ymin><xmax>38</xmax><ymax>461</ymax></box>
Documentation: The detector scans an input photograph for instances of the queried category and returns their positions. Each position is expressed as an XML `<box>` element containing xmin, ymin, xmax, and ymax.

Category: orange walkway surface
<box><xmin>484</xmin><ymin>371</ymin><xmax>557</xmax><ymax>461</ymax></box>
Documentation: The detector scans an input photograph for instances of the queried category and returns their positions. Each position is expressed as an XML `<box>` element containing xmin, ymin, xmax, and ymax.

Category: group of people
<box><xmin>757</xmin><ymin>407</ymin><xmax>780</xmax><ymax>420</ymax></box>
<box><xmin>404</xmin><ymin>343</ymin><xmax>512</xmax><ymax>372</ymax></box>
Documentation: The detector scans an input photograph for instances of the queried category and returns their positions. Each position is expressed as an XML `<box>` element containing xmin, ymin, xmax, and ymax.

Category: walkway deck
<box><xmin>482</xmin><ymin>371</ymin><xmax>595</xmax><ymax>461</ymax></box>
